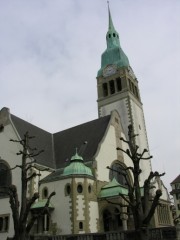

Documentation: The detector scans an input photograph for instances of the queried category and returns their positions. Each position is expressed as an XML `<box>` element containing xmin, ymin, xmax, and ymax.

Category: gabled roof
<box><xmin>10</xmin><ymin>112</ymin><xmax>111</xmax><ymax>170</ymax></box>
<box><xmin>171</xmin><ymin>174</ymin><xmax>180</xmax><ymax>184</ymax></box>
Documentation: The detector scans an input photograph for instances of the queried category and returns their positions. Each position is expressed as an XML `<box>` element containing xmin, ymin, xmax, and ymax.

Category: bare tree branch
<box><xmin>119</xmin><ymin>193</ymin><xmax>134</xmax><ymax>207</ymax></box>
<box><xmin>7</xmin><ymin>132</ymin><xmax>56</xmax><ymax>240</ymax></box>
<box><xmin>143</xmin><ymin>189</ymin><xmax>162</xmax><ymax>225</ymax></box>
<box><xmin>22</xmin><ymin>192</ymin><xmax>39</xmax><ymax>223</ymax></box>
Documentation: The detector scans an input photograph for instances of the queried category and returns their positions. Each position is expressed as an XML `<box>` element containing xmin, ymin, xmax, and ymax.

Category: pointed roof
<box><xmin>108</xmin><ymin>2</ymin><xmax>115</xmax><ymax>31</ymax></box>
<box><xmin>99</xmin><ymin>178</ymin><xmax>128</xmax><ymax>198</ymax></box>
<box><xmin>97</xmin><ymin>4</ymin><xmax>129</xmax><ymax>77</ymax></box>
<box><xmin>31</xmin><ymin>199</ymin><xmax>54</xmax><ymax>210</ymax></box>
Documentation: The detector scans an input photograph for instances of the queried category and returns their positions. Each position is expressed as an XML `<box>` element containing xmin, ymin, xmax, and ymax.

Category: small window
<box><xmin>0</xmin><ymin>161</ymin><xmax>12</xmax><ymax>197</ymax></box>
<box><xmin>128</xmin><ymin>79</ymin><xmax>132</xmax><ymax>91</ymax></box>
<box><xmin>0</xmin><ymin>215</ymin><xmax>9</xmax><ymax>232</ymax></box>
<box><xmin>131</xmin><ymin>82</ymin><xmax>135</xmax><ymax>94</ymax></box>
<box><xmin>103</xmin><ymin>83</ymin><xmax>108</xmax><ymax>97</ymax></box>
<box><xmin>113</xmin><ymin>33</ymin><xmax>116</xmax><ymax>37</ymax></box>
<box><xmin>134</xmin><ymin>86</ymin><xmax>139</xmax><ymax>99</ymax></box>
<box><xmin>79</xmin><ymin>221</ymin><xmax>83</xmax><ymax>230</ymax></box>
<box><xmin>109</xmin><ymin>34</ymin><xmax>111</xmax><ymax>38</ymax></box>
<box><xmin>0</xmin><ymin>217</ymin><xmax>3</xmax><ymax>231</ymax></box>
<box><xmin>66</xmin><ymin>185</ymin><xmax>71</xmax><ymax>195</ymax></box>
<box><xmin>178</xmin><ymin>204</ymin><xmax>180</xmax><ymax>210</ymax></box>
<box><xmin>116</xmin><ymin>77</ymin><xmax>122</xmax><ymax>91</ymax></box>
<box><xmin>88</xmin><ymin>185</ymin><xmax>91</xmax><ymax>193</ymax></box>
<box><xmin>109</xmin><ymin>80</ymin><xmax>115</xmax><ymax>94</ymax></box>
<box><xmin>42</xmin><ymin>187</ymin><xmax>48</xmax><ymax>199</ymax></box>
<box><xmin>77</xmin><ymin>184</ymin><xmax>83</xmax><ymax>193</ymax></box>
<box><xmin>4</xmin><ymin>216</ymin><xmax>9</xmax><ymax>231</ymax></box>
<box><xmin>176</xmin><ymin>193</ymin><xmax>180</xmax><ymax>199</ymax></box>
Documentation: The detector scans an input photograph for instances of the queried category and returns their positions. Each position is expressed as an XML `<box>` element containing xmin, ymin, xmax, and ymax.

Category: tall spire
<box><xmin>106</xmin><ymin>2</ymin><xmax>119</xmax><ymax>49</ymax></box>
<box><xmin>97</xmin><ymin>3</ymin><xmax>129</xmax><ymax>77</ymax></box>
<box><xmin>108</xmin><ymin>1</ymin><xmax>115</xmax><ymax>31</ymax></box>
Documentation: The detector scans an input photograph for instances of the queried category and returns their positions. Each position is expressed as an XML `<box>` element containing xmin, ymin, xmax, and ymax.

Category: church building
<box><xmin>0</xmin><ymin>5</ymin><xmax>173</xmax><ymax>239</ymax></box>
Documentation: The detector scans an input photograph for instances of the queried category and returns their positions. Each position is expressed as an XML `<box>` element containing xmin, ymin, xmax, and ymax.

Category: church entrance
<box><xmin>103</xmin><ymin>207</ymin><xmax>123</xmax><ymax>232</ymax></box>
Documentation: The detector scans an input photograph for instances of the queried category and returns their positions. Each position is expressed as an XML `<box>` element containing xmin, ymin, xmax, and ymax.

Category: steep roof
<box><xmin>11</xmin><ymin>114</ymin><xmax>55</xmax><ymax>169</ymax></box>
<box><xmin>53</xmin><ymin>115</ymin><xmax>111</xmax><ymax>169</ymax></box>
<box><xmin>10</xmin><ymin>114</ymin><xmax>111</xmax><ymax>170</ymax></box>
<box><xmin>171</xmin><ymin>174</ymin><xmax>180</xmax><ymax>184</ymax></box>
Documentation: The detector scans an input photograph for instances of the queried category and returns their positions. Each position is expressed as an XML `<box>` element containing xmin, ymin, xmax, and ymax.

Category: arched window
<box><xmin>79</xmin><ymin>221</ymin><xmax>83</xmax><ymax>230</ymax></box>
<box><xmin>109</xmin><ymin>162</ymin><xmax>128</xmax><ymax>186</ymax></box>
<box><xmin>66</xmin><ymin>184</ymin><xmax>71</xmax><ymax>195</ymax></box>
<box><xmin>88</xmin><ymin>184</ymin><xmax>92</xmax><ymax>193</ymax></box>
<box><xmin>77</xmin><ymin>184</ymin><xmax>83</xmax><ymax>194</ymax></box>
<box><xmin>42</xmin><ymin>187</ymin><xmax>48</xmax><ymax>199</ymax></box>
<box><xmin>0</xmin><ymin>160</ymin><xmax>11</xmax><ymax>197</ymax></box>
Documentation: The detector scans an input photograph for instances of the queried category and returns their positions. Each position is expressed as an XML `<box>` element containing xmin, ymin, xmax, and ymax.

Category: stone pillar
<box><xmin>121</xmin><ymin>214</ymin><xmax>128</xmax><ymax>231</ymax></box>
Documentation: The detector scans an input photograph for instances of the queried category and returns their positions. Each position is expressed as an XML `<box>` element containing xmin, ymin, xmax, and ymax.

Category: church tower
<box><xmin>97</xmin><ymin>5</ymin><xmax>152</xmax><ymax>183</ymax></box>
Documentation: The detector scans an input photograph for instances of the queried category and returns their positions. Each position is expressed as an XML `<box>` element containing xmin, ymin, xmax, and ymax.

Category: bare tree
<box><xmin>108</xmin><ymin>125</ymin><xmax>165</xmax><ymax>240</ymax></box>
<box><xmin>1</xmin><ymin>132</ymin><xmax>55</xmax><ymax>240</ymax></box>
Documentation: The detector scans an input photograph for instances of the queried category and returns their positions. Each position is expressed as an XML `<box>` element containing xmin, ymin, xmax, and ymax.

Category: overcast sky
<box><xmin>0</xmin><ymin>0</ymin><xmax>179</xmax><ymax>190</ymax></box>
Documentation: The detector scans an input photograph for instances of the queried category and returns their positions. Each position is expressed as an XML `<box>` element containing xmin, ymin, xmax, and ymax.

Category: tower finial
<box><xmin>75</xmin><ymin>147</ymin><xmax>78</xmax><ymax>154</ymax></box>
<box><xmin>107</xmin><ymin>1</ymin><xmax>115</xmax><ymax>31</ymax></box>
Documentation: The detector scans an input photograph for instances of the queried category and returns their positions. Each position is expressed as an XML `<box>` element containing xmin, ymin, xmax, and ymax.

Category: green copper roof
<box><xmin>62</xmin><ymin>151</ymin><xmax>93</xmax><ymax>177</ymax></box>
<box><xmin>97</xmin><ymin>5</ymin><xmax>129</xmax><ymax>77</ymax></box>
<box><xmin>31</xmin><ymin>199</ymin><xmax>54</xmax><ymax>209</ymax></box>
<box><xmin>99</xmin><ymin>178</ymin><xmax>128</xmax><ymax>199</ymax></box>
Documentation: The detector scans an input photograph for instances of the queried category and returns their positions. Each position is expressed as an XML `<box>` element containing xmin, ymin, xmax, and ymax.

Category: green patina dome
<box><xmin>97</xmin><ymin>5</ymin><xmax>129</xmax><ymax>77</ymax></box>
<box><xmin>62</xmin><ymin>152</ymin><xmax>93</xmax><ymax>177</ymax></box>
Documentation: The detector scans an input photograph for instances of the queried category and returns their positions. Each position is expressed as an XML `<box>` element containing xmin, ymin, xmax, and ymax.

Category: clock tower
<box><xmin>97</xmin><ymin>5</ymin><xmax>152</xmax><ymax>183</ymax></box>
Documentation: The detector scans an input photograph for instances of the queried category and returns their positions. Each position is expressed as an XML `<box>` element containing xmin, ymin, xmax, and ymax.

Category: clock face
<box><xmin>103</xmin><ymin>64</ymin><xmax>117</xmax><ymax>77</ymax></box>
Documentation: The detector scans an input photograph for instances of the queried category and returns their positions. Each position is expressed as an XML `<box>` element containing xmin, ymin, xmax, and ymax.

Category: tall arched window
<box><xmin>109</xmin><ymin>162</ymin><xmax>128</xmax><ymax>186</ymax></box>
<box><xmin>0</xmin><ymin>160</ymin><xmax>12</xmax><ymax>197</ymax></box>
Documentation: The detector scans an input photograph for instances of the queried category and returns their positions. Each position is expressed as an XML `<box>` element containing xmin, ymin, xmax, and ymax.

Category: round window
<box><xmin>77</xmin><ymin>184</ymin><xmax>83</xmax><ymax>193</ymax></box>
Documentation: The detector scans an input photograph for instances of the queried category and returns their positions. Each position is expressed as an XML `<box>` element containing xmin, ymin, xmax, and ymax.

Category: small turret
<box><xmin>62</xmin><ymin>149</ymin><xmax>93</xmax><ymax>177</ymax></box>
